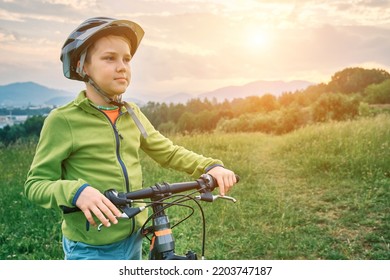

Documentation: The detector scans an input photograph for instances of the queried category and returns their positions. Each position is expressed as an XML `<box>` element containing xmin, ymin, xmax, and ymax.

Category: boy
<box><xmin>24</xmin><ymin>17</ymin><xmax>237</xmax><ymax>260</ymax></box>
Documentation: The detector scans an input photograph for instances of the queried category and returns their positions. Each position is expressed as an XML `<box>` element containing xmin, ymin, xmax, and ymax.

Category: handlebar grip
<box><xmin>104</xmin><ymin>189</ymin><xmax>129</xmax><ymax>205</ymax></box>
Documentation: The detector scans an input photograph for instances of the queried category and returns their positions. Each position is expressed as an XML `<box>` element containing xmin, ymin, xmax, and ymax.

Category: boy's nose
<box><xmin>117</xmin><ymin>61</ymin><xmax>128</xmax><ymax>72</ymax></box>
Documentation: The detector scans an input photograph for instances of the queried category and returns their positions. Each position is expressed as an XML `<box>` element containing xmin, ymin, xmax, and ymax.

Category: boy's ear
<box><xmin>76</xmin><ymin>51</ymin><xmax>88</xmax><ymax>78</ymax></box>
<box><xmin>76</xmin><ymin>60</ymin><xmax>89</xmax><ymax>77</ymax></box>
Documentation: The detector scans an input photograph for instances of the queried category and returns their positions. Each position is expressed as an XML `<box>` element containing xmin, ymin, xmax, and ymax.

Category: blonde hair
<box><xmin>85</xmin><ymin>34</ymin><xmax>132</xmax><ymax>63</ymax></box>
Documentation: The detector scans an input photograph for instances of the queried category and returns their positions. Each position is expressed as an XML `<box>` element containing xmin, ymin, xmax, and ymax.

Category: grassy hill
<box><xmin>0</xmin><ymin>114</ymin><xmax>389</xmax><ymax>259</ymax></box>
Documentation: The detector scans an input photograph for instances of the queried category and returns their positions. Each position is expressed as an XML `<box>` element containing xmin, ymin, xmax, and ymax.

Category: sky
<box><xmin>1</xmin><ymin>0</ymin><xmax>390</xmax><ymax>100</ymax></box>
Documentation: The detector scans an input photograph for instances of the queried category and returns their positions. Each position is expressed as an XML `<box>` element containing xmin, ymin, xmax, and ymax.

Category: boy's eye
<box><xmin>104</xmin><ymin>56</ymin><xmax>114</xmax><ymax>61</ymax></box>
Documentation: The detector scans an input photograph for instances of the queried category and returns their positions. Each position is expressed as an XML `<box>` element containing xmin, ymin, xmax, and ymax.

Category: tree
<box><xmin>168</xmin><ymin>103</ymin><xmax>186</xmax><ymax>123</ymax></box>
<box><xmin>177</xmin><ymin>112</ymin><xmax>196</xmax><ymax>133</ymax></box>
<box><xmin>0</xmin><ymin>124</ymin><xmax>25</xmax><ymax>146</ymax></box>
<box><xmin>363</xmin><ymin>79</ymin><xmax>390</xmax><ymax>104</ymax></box>
<box><xmin>259</xmin><ymin>94</ymin><xmax>279</xmax><ymax>112</ymax></box>
<box><xmin>186</xmin><ymin>98</ymin><xmax>211</xmax><ymax>113</ymax></box>
<box><xmin>0</xmin><ymin>115</ymin><xmax>45</xmax><ymax>146</ymax></box>
<box><xmin>328</xmin><ymin>67</ymin><xmax>390</xmax><ymax>94</ymax></box>
<box><xmin>311</xmin><ymin>93</ymin><xmax>359</xmax><ymax>122</ymax></box>
<box><xmin>23</xmin><ymin>115</ymin><xmax>45</xmax><ymax>136</ymax></box>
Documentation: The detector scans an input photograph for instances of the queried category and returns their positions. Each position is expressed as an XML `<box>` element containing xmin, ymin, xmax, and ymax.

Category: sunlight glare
<box><xmin>246</xmin><ymin>28</ymin><xmax>271</xmax><ymax>50</ymax></box>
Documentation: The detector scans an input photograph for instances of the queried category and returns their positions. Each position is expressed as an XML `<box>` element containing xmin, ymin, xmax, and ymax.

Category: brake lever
<box><xmin>213</xmin><ymin>195</ymin><xmax>237</xmax><ymax>203</ymax></box>
<box><xmin>195</xmin><ymin>192</ymin><xmax>237</xmax><ymax>203</ymax></box>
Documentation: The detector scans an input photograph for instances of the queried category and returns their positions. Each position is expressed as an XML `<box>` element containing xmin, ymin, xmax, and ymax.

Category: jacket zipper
<box><xmin>93</xmin><ymin>107</ymin><xmax>130</xmax><ymax>192</ymax></box>
<box><xmin>113</xmin><ymin>117</ymin><xmax>130</xmax><ymax>192</ymax></box>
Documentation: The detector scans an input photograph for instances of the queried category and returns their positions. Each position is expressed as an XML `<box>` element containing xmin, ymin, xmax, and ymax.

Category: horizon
<box><xmin>0</xmin><ymin>78</ymin><xmax>315</xmax><ymax>105</ymax></box>
<box><xmin>1</xmin><ymin>1</ymin><xmax>390</xmax><ymax>98</ymax></box>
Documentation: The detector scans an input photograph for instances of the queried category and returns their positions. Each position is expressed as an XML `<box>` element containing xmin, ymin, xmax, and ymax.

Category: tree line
<box><xmin>0</xmin><ymin>115</ymin><xmax>45</xmax><ymax>146</ymax></box>
<box><xmin>1</xmin><ymin>67</ymin><xmax>390</xmax><ymax>146</ymax></box>
<box><xmin>142</xmin><ymin>67</ymin><xmax>390</xmax><ymax>134</ymax></box>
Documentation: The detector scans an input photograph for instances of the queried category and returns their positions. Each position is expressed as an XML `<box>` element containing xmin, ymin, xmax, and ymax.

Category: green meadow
<box><xmin>0</xmin><ymin>114</ymin><xmax>389</xmax><ymax>259</ymax></box>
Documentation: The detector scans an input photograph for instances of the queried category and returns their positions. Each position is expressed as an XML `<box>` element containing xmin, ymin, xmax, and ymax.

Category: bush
<box><xmin>0</xmin><ymin>115</ymin><xmax>45</xmax><ymax>146</ymax></box>
<box><xmin>363</xmin><ymin>79</ymin><xmax>390</xmax><ymax>104</ymax></box>
<box><xmin>216</xmin><ymin>108</ymin><xmax>310</xmax><ymax>135</ymax></box>
<box><xmin>311</xmin><ymin>93</ymin><xmax>359</xmax><ymax>122</ymax></box>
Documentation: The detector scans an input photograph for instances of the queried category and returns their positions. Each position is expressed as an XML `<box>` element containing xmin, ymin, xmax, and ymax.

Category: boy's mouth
<box><xmin>114</xmin><ymin>77</ymin><xmax>128</xmax><ymax>83</ymax></box>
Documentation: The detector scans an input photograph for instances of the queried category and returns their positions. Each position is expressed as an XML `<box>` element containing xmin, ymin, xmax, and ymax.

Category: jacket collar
<box><xmin>73</xmin><ymin>90</ymin><xmax>127</xmax><ymax>115</ymax></box>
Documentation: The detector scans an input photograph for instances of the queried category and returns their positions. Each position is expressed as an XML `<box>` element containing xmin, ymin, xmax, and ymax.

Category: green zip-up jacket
<box><xmin>24</xmin><ymin>91</ymin><xmax>223</xmax><ymax>245</ymax></box>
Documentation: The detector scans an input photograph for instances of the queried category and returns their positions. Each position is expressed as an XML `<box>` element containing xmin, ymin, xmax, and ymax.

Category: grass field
<box><xmin>0</xmin><ymin>114</ymin><xmax>389</xmax><ymax>260</ymax></box>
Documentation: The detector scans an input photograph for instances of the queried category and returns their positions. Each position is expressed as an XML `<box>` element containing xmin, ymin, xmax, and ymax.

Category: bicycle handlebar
<box><xmin>104</xmin><ymin>174</ymin><xmax>239</xmax><ymax>206</ymax></box>
<box><xmin>101</xmin><ymin>173</ymin><xmax>240</xmax><ymax>259</ymax></box>
<box><xmin>61</xmin><ymin>174</ymin><xmax>239</xmax><ymax>216</ymax></box>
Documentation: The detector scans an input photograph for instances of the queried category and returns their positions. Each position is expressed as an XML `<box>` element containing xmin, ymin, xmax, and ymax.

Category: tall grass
<box><xmin>0</xmin><ymin>141</ymin><xmax>62</xmax><ymax>259</ymax></box>
<box><xmin>277</xmin><ymin>114</ymin><xmax>389</xmax><ymax>181</ymax></box>
<box><xmin>0</xmin><ymin>115</ymin><xmax>389</xmax><ymax>259</ymax></box>
<box><xmin>267</xmin><ymin>114</ymin><xmax>390</xmax><ymax>259</ymax></box>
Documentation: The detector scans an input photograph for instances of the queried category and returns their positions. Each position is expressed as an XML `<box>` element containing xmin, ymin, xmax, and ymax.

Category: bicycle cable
<box><xmin>138</xmin><ymin>190</ymin><xmax>207</xmax><ymax>258</ymax></box>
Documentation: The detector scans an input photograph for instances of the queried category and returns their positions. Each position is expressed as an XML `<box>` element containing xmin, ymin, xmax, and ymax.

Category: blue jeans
<box><xmin>62</xmin><ymin>230</ymin><xmax>143</xmax><ymax>260</ymax></box>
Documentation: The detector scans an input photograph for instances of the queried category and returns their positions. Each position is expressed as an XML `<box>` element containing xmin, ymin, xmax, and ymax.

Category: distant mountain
<box><xmin>0</xmin><ymin>82</ymin><xmax>145</xmax><ymax>107</ymax></box>
<box><xmin>0</xmin><ymin>79</ymin><xmax>314</xmax><ymax>107</ymax></box>
<box><xmin>197</xmin><ymin>80</ymin><xmax>313</xmax><ymax>102</ymax></box>
<box><xmin>0</xmin><ymin>82</ymin><xmax>74</xmax><ymax>107</ymax></box>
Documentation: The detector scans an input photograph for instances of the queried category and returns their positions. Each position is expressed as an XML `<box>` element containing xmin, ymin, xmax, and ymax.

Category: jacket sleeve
<box><xmin>24</xmin><ymin>110</ymin><xmax>88</xmax><ymax>210</ymax></box>
<box><xmin>136</xmin><ymin>105</ymin><xmax>224</xmax><ymax>178</ymax></box>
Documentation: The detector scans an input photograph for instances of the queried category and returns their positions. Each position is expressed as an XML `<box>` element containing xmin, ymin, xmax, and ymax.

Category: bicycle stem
<box><xmin>148</xmin><ymin>199</ymin><xmax>174</xmax><ymax>259</ymax></box>
<box><xmin>147</xmin><ymin>196</ymin><xmax>197</xmax><ymax>260</ymax></box>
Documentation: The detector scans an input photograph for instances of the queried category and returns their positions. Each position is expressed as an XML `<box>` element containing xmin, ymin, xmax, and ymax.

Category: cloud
<box><xmin>0</xmin><ymin>8</ymin><xmax>25</xmax><ymax>21</ymax></box>
<box><xmin>41</xmin><ymin>0</ymin><xmax>98</xmax><ymax>10</ymax></box>
<box><xmin>0</xmin><ymin>9</ymin><xmax>73</xmax><ymax>23</ymax></box>
<box><xmin>0</xmin><ymin>28</ymin><xmax>17</xmax><ymax>42</ymax></box>
<box><xmin>1</xmin><ymin>0</ymin><xmax>390</xmax><ymax>96</ymax></box>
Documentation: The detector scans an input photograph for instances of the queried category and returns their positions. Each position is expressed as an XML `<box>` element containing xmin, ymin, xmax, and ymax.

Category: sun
<box><xmin>245</xmin><ymin>28</ymin><xmax>271</xmax><ymax>50</ymax></box>
<box><xmin>250</xmin><ymin>32</ymin><xmax>268</xmax><ymax>47</ymax></box>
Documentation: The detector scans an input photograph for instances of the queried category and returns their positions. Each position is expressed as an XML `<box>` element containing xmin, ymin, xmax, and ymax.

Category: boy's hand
<box><xmin>75</xmin><ymin>186</ymin><xmax>122</xmax><ymax>228</ymax></box>
<box><xmin>206</xmin><ymin>166</ymin><xmax>237</xmax><ymax>196</ymax></box>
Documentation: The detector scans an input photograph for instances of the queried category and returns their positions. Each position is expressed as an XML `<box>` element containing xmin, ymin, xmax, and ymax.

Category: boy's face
<box><xmin>84</xmin><ymin>35</ymin><xmax>132</xmax><ymax>96</ymax></box>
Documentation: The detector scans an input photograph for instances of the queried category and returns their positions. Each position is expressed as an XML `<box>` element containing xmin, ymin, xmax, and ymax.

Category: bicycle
<box><xmin>100</xmin><ymin>173</ymin><xmax>239</xmax><ymax>260</ymax></box>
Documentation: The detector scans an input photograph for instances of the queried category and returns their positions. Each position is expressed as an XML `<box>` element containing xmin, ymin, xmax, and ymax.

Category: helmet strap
<box><xmin>86</xmin><ymin>76</ymin><xmax>124</xmax><ymax>107</ymax></box>
<box><xmin>85</xmin><ymin>75</ymin><xmax>148</xmax><ymax>138</ymax></box>
<box><xmin>76</xmin><ymin>49</ymin><xmax>121</xmax><ymax>106</ymax></box>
